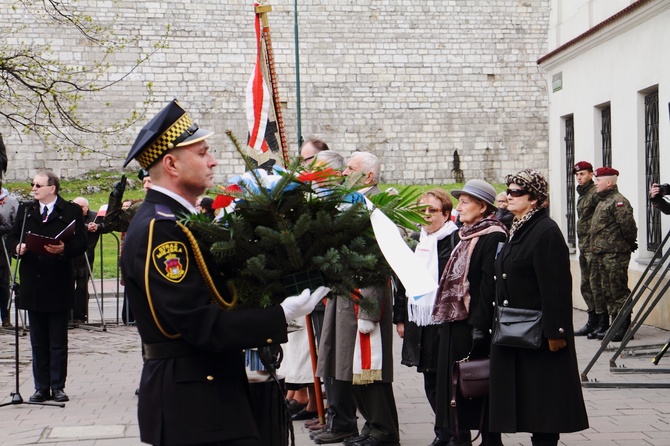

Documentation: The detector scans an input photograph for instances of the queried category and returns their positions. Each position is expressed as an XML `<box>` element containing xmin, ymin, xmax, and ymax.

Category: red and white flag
<box><xmin>246</xmin><ymin>5</ymin><xmax>271</xmax><ymax>154</ymax></box>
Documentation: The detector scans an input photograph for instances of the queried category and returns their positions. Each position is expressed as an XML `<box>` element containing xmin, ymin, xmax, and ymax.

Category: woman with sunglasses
<box><xmin>432</xmin><ymin>179</ymin><xmax>507</xmax><ymax>446</ymax></box>
<box><xmin>489</xmin><ymin>169</ymin><xmax>588</xmax><ymax>446</ymax></box>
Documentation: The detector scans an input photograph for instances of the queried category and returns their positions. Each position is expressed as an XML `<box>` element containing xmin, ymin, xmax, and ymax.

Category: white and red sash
<box><xmin>352</xmin><ymin>292</ymin><xmax>383</xmax><ymax>385</ymax></box>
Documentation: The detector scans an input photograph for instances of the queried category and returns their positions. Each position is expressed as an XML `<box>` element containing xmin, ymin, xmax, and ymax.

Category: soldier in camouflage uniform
<box><xmin>589</xmin><ymin>167</ymin><xmax>638</xmax><ymax>342</ymax></box>
<box><xmin>573</xmin><ymin>161</ymin><xmax>602</xmax><ymax>336</ymax></box>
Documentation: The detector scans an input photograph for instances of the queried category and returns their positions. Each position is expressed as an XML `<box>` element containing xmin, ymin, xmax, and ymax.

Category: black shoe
<box><xmin>29</xmin><ymin>390</ymin><xmax>49</xmax><ymax>402</ymax></box>
<box><xmin>309</xmin><ymin>427</ymin><xmax>328</xmax><ymax>439</ymax></box>
<box><xmin>446</xmin><ymin>440</ymin><xmax>472</xmax><ymax>446</ymax></box>
<box><xmin>446</xmin><ymin>434</ymin><xmax>472</xmax><ymax>446</ymax></box>
<box><xmin>52</xmin><ymin>389</ymin><xmax>69</xmax><ymax>402</ymax></box>
<box><xmin>313</xmin><ymin>429</ymin><xmax>359</xmax><ymax>444</ymax></box>
<box><xmin>344</xmin><ymin>434</ymin><xmax>370</xmax><ymax>445</ymax></box>
<box><xmin>350</xmin><ymin>436</ymin><xmax>400</xmax><ymax>446</ymax></box>
<box><xmin>428</xmin><ymin>438</ymin><xmax>451</xmax><ymax>446</ymax></box>
<box><xmin>291</xmin><ymin>407</ymin><xmax>317</xmax><ymax>420</ymax></box>
<box><xmin>287</xmin><ymin>399</ymin><xmax>306</xmax><ymax>415</ymax></box>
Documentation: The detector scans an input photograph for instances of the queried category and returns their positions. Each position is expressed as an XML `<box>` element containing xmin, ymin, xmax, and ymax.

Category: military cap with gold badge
<box><xmin>124</xmin><ymin>99</ymin><xmax>214</xmax><ymax>169</ymax></box>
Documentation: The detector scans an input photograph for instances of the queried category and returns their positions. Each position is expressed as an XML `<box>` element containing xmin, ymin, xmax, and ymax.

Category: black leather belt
<box><xmin>143</xmin><ymin>340</ymin><xmax>202</xmax><ymax>360</ymax></box>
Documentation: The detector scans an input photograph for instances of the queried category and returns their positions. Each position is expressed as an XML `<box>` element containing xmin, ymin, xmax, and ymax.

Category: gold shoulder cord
<box><xmin>177</xmin><ymin>221</ymin><xmax>238</xmax><ymax>310</ymax></box>
<box><xmin>146</xmin><ymin>219</ymin><xmax>181</xmax><ymax>339</ymax></box>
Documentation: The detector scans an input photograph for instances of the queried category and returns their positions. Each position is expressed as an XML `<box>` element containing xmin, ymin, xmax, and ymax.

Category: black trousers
<box><xmin>423</xmin><ymin>371</ymin><xmax>451</xmax><ymax>441</ymax></box>
<box><xmin>351</xmin><ymin>382</ymin><xmax>399</xmax><ymax>442</ymax></box>
<box><xmin>28</xmin><ymin>310</ymin><xmax>69</xmax><ymax>391</ymax></box>
<box><xmin>324</xmin><ymin>378</ymin><xmax>357</xmax><ymax>432</ymax></box>
<box><xmin>73</xmin><ymin>267</ymin><xmax>90</xmax><ymax>321</ymax></box>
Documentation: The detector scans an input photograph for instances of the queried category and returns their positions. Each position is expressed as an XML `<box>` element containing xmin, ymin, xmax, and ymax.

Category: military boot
<box><xmin>575</xmin><ymin>311</ymin><xmax>598</xmax><ymax>336</ymax></box>
<box><xmin>597</xmin><ymin>311</ymin><xmax>617</xmax><ymax>340</ymax></box>
<box><xmin>611</xmin><ymin>312</ymin><xmax>632</xmax><ymax>342</ymax></box>
<box><xmin>586</xmin><ymin>312</ymin><xmax>609</xmax><ymax>340</ymax></box>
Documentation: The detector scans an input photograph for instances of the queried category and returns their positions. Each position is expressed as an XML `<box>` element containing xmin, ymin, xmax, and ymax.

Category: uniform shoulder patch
<box><xmin>152</xmin><ymin>241</ymin><xmax>189</xmax><ymax>283</ymax></box>
<box><xmin>616</xmin><ymin>201</ymin><xmax>624</xmax><ymax>207</ymax></box>
<box><xmin>154</xmin><ymin>204</ymin><xmax>177</xmax><ymax>221</ymax></box>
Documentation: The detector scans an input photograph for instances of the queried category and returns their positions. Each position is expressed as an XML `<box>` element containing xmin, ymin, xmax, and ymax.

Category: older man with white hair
<box><xmin>315</xmin><ymin>151</ymin><xmax>399</xmax><ymax>446</ymax></box>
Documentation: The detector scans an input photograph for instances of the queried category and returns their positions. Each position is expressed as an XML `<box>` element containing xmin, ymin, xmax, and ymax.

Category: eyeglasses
<box><xmin>423</xmin><ymin>207</ymin><xmax>441</xmax><ymax>214</ymax></box>
<box><xmin>506</xmin><ymin>188</ymin><xmax>529</xmax><ymax>197</ymax></box>
<box><xmin>30</xmin><ymin>183</ymin><xmax>50</xmax><ymax>189</ymax></box>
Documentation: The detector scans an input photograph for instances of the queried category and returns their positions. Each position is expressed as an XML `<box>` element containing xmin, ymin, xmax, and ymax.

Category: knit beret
<box><xmin>594</xmin><ymin>167</ymin><xmax>619</xmax><ymax>177</ymax></box>
<box><xmin>573</xmin><ymin>161</ymin><xmax>593</xmax><ymax>173</ymax></box>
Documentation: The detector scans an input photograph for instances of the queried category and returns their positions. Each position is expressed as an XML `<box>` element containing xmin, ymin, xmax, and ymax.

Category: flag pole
<box><xmin>293</xmin><ymin>0</ymin><xmax>303</xmax><ymax>151</ymax></box>
<box><xmin>305</xmin><ymin>314</ymin><xmax>326</xmax><ymax>424</ymax></box>
<box><xmin>255</xmin><ymin>3</ymin><xmax>290</xmax><ymax>167</ymax></box>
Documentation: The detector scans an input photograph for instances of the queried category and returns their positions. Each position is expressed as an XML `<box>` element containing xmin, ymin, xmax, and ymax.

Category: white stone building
<box><xmin>538</xmin><ymin>0</ymin><xmax>670</xmax><ymax>328</ymax></box>
<box><xmin>1</xmin><ymin>0</ymin><xmax>550</xmax><ymax>183</ymax></box>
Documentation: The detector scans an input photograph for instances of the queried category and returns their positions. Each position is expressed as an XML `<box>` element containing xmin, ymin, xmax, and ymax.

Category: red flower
<box><xmin>297</xmin><ymin>168</ymin><xmax>338</xmax><ymax>183</ymax></box>
<box><xmin>212</xmin><ymin>184</ymin><xmax>242</xmax><ymax>209</ymax></box>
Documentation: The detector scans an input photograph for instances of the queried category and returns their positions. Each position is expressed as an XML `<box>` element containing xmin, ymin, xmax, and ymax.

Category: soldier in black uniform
<box><xmin>120</xmin><ymin>99</ymin><xmax>329</xmax><ymax>446</ymax></box>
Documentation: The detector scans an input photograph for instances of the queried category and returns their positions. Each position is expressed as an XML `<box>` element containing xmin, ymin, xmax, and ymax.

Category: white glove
<box><xmin>358</xmin><ymin>319</ymin><xmax>377</xmax><ymax>334</ymax></box>
<box><xmin>280</xmin><ymin>286</ymin><xmax>330</xmax><ymax>323</ymax></box>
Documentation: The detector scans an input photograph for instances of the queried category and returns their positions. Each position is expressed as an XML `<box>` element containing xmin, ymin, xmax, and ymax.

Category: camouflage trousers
<box><xmin>578</xmin><ymin>251</ymin><xmax>597</xmax><ymax>312</ymax></box>
<box><xmin>590</xmin><ymin>252</ymin><xmax>631</xmax><ymax>315</ymax></box>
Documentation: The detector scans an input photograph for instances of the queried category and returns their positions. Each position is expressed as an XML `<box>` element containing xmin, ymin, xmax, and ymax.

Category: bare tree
<box><xmin>0</xmin><ymin>0</ymin><xmax>169</xmax><ymax>155</ymax></box>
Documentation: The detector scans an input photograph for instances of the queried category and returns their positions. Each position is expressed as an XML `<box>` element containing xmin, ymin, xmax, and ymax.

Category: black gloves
<box><xmin>630</xmin><ymin>241</ymin><xmax>638</xmax><ymax>253</ymax></box>
<box><xmin>469</xmin><ymin>327</ymin><xmax>490</xmax><ymax>359</ymax></box>
<box><xmin>111</xmin><ymin>174</ymin><xmax>127</xmax><ymax>199</ymax></box>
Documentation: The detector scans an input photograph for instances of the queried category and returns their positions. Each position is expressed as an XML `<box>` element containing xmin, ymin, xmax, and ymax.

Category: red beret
<box><xmin>595</xmin><ymin>167</ymin><xmax>619</xmax><ymax>177</ymax></box>
<box><xmin>573</xmin><ymin>161</ymin><xmax>593</xmax><ymax>173</ymax></box>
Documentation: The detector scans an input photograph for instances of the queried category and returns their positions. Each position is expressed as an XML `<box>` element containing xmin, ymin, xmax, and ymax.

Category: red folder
<box><xmin>25</xmin><ymin>220</ymin><xmax>76</xmax><ymax>255</ymax></box>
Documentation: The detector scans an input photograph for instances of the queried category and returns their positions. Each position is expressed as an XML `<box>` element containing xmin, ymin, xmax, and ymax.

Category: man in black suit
<box><xmin>7</xmin><ymin>169</ymin><xmax>88</xmax><ymax>403</ymax></box>
<box><xmin>71</xmin><ymin>197</ymin><xmax>102</xmax><ymax>324</ymax></box>
<box><xmin>120</xmin><ymin>99</ymin><xmax>329</xmax><ymax>446</ymax></box>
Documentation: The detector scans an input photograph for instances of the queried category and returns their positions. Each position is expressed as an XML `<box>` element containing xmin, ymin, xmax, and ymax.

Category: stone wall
<box><xmin>1</xmin><ymin>0</ymin><xmax>550</xmax><ymax>184</ymax></box>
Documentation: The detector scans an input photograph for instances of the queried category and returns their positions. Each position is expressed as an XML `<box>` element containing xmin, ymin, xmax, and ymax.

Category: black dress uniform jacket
<box><xmin>7</xmin><ymin>197</ymin><xmax>88</xmax><ymax>311</ymax></box>
<box><xmin>490</xmin><ymin>209</ymin><xmax>589</xmax><ymax>434</ymax></box>
<box><xmin>121</xmin><ymin>189</ymin><xmax>288</xmax><ymax>446</ymax></box>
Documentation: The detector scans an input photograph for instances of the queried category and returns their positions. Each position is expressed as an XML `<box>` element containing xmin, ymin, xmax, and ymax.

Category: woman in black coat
<box><xmin>490</xmin><ymin>169</ymin><xmax>588</xmax><ymax>446</ymax></box>
<box><xmin>393</xmin><ymin>188</ymin><xmax>460</xmax><ymax>445</ymax></box>
<box><xmin>432</xmin><ymin>180</ymin><xmax>507</xmax><ymax>446</ymax></box>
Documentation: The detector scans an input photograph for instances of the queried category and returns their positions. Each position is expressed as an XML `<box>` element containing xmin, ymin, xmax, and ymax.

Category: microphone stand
<box><xmin>0</xmin><ymin>204</ymin><xmax>64</xmax><ymax>408</ymax></box>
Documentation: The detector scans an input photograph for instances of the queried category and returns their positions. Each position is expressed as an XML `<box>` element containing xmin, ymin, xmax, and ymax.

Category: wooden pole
<box><xmin>255</xmin><ymin>4</ymin><xmax>290</xmax><ymax>168</ymax></box>
<box><xmin>305</xmin><ymin>314</ymin><xmax>325</xmax><ymax>424</ymax></box>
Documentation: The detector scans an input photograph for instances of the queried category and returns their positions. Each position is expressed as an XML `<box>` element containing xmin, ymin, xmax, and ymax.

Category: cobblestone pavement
<box><xmin>1</xmin><ymin>285</ymin><xmax>669</xmax><ymax>445</ymax></box>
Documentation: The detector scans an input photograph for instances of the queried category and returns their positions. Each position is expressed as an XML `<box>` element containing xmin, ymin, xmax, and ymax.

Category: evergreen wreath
<box><xmin>183</xmin><ymin>131</ymin><xmax>425</xmax><ymax>311</ymax></box>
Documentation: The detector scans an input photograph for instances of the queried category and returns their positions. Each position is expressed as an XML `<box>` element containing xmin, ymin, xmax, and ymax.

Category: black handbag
<box><xmin>451</xmin><ymin>357</ymin><xmax>489</xmax><ymax>443</ymax></box>
<box><xmin>451</xmin><ymin>357</ymin><xmax>490</xmax><ymax>401</ymax></box>
<box><xmin>491</xmin><ymin>305</ymin><xmax>543</xmax><ymax>349</ymax></box>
